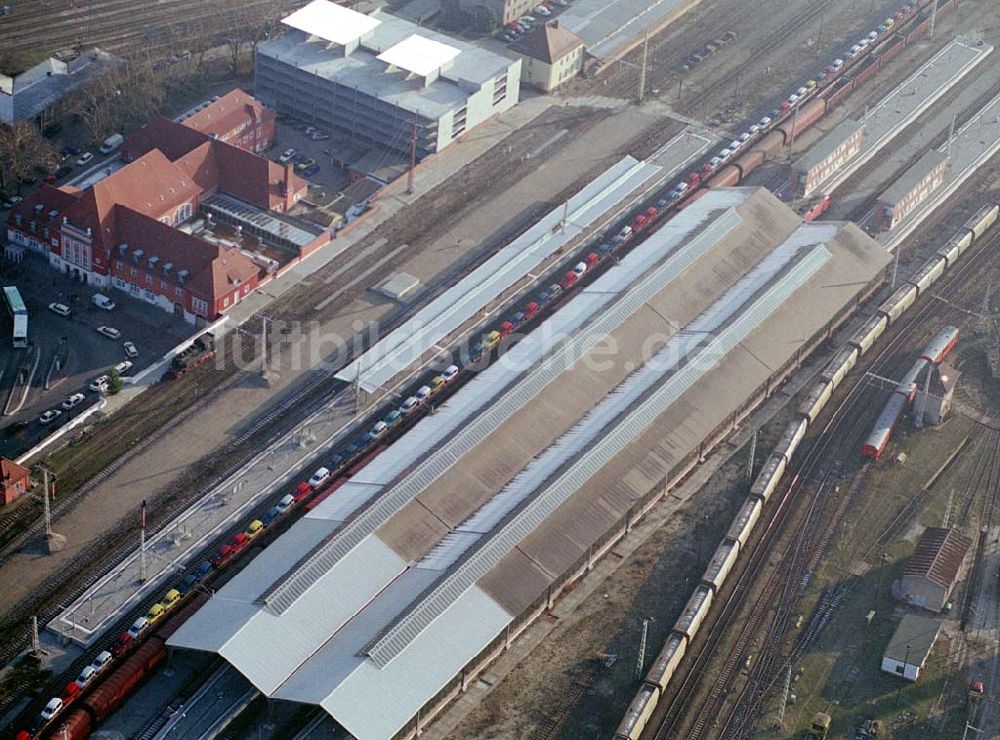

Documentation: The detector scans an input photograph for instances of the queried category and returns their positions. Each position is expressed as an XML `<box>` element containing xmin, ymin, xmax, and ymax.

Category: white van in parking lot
<box><xmin>92</xmin><ymin>293</ymin><xmax>115</xmax><ymax>310</ymax></box>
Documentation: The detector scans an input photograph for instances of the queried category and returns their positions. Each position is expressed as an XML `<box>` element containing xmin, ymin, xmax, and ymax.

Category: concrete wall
<box><xmin>519</xmin><ymin>47</ymin><xmax>584</xmax><ymax>92</ymax></box>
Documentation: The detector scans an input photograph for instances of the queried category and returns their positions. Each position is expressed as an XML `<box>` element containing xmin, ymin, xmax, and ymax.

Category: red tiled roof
<box><xmin>124</xmin><ymin>116</ymin><xmax>211</xmax><ymax>161</ymax></box>
<box><xmin>7</xmin><ymin>185</ymin><xmax>82</xmax><ymax>230</ymax></box>
<box><xmin>509</xmin><ymin>20</ymin><xmax>584</xmax><ymax>64</ymax></box>
<box><xmin>113</xmin><ymin>206</ymin><xmax>259</xmax><ymax>300</ymax></box>
<box><xmin>62</xmin><ymin>149</ymin><xmax>198</xmax><ymax>251</ymax></box>
<box><xmin>180</xmin><ymin>88</ymin><xmax>274</xmax><ymax>141</ymax></box>
<box><xmin>904</xmin><ymin>527</ymin><xmax>972</xmax><ymax>590</ymax></box>
<box><xmin>0</xmin><ymin>457</ymin><xmax>29</xmax><ymax>483</ymax></box>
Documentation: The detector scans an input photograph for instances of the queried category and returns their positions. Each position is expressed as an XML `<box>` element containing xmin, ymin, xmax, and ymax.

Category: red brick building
<box><xmin>6</xmin><ymin>107</ymin><xmax>310</xmax><ymax>323</ymax></box>
<box><xmin>177</xmin><ymin>89</ymin><xmax>276</xmax><ymax>154</ymax></box>
<box><xmin>0</xmin><ymin>457</ymin><xmax>30</xmax><ymax>506</ymax></box>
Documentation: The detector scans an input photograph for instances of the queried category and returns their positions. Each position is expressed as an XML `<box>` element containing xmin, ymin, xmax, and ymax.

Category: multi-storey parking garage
<box><xmin>170</xmin><ymin>186</ymin><xmax>889</xmax><ymax>739</ymax></box>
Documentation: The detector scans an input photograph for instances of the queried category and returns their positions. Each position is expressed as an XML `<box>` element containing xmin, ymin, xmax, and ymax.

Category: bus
<box><xmin>3</xmin><ymin>286</ymin><xmax>27</xmax><ymax>348</ymax></box>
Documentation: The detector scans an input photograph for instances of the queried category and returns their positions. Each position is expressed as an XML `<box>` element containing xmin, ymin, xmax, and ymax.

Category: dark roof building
<box><xmin>899</xmin><ymin>526</ymin><xmax>971</xmax><ymax>612</ymax></box>
<box><xmin>881</xmin><ymin>614</ymin><xmax>941</xmax><ymax>682</ymax></box>
<box><xmin>509</xmin><ymin>20</ymin><xmax>586</xmax><ymax>92</ymax></box>
<box><xmin>877</xmin><ymin>149</ymin><xmax>949</xmax><ymax>230</ymax></box>
<box><xmin>0</xmin><ymin>48</ymin><xmax>120</xmax><ymax>126</ymax></box>
<box><xmin>790</xmin><ymin>119</ymin><xmax>865</xmax><ymax>198</ymax></box>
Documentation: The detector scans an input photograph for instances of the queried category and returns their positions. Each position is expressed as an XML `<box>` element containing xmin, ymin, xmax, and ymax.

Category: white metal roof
<box><xmin>166</xmin><ymin>188</ymin><xmax>860</xmax><ymax>740</ymax></box>
<box><xmin>334</xmin><ymin>155</ymin><xmax>663</xmax><ymax>393</ymax></box>
<box><xmin>267</xmin><ymin>189</ymin><xmax>748</xmax><ymax>617</ymax></box>
<box><xmin>281</xmin><ymin>0</ymin><xmax>381</xmax><ymax>46</ymax></box>
<box><xmin>377</xmin><ymin>34</ymin><xmax>460</xmax><ymax>76</ymax></box>
<box><xmin>364</xmin><ymin>233</ymin><xmax>833</xmax><ymax>667</ymax></box>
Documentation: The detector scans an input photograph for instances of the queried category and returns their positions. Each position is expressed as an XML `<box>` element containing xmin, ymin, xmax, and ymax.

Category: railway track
<box><xmin>652</xmin><ymin>221</ymin><xmax>1000</xmax><ymax>739</ymax></box>
<box><xmin>0</xmin><ymin>0</ymin><xmax>302</xmax><ymax>57</ymax></box>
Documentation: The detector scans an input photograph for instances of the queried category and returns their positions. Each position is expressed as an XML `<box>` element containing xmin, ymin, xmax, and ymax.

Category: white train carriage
<box><xmin>861</xmin><ymin>392</ymin><xmax>907</xmax><ymax>459</ymax></box>
<box><xmin>615</xmin><ymin>685</ymin><xmax>658</xmax><ymax>740</ymax></box>
<box><xmin>848</xmin><ymin>314</ymin><xmax>888</xmax><ymax>354</ymax></box>
<box><xmin>673</xmin><ymin>584</ymin><xmax>714</xmax><ymax>641</ymax></box>
<box><xmin>798</xmin><ymin>379</ymin><xmax>833</xmax><ymax>423</ymax></box>
<box><xmin>644</xmin><ymin>633</ymin><xmax>687</xmax><ymax>691</ymax></box>
<box><xmin>821</xmin><ymin>345</ymin><xmax>858</xmax><ymax>388</ymax></box>
<box><xmin>936</xmin><ymin>235</ymin><xmax>963</xmax><ymax>268</ymax></box>
<box><xmin>702</xmin><ymin>539</ymin><xmax>740</xmax><ymax>593</ymax></box>
<box><xmin>906</xmin><ymin>256</ymin><xmax>946</xmax><ymax>295</ymax></box>
<box><xmin>895</xmin><ymin>358</ymin><xmax>928</xmax><ymax>401</ymax></box>
<box><xmin>921</xmin><ymin>325</ymin><xmax>959</xmax><ymax>364</ymax></box>
<box><xmin>726</xmin><ymin>497</ymin><xmax>763</xmax><ymax>548</ymax></box>
<box><xmin>877</xmin><ymin>283</ymin><xmax>918</xmax><ymax>324</ymax></box>
<box><xmin>963</xmin><ymin>203</ymin><xmax>1000</xmax><ymax>241</ymax></box>
<box><xmin>774</xmin><ymin>417</ymin><xmax>808</xmax><ymax>461</ymax></box>
<box><xmin>749</xmin><ymin>452</ymin><xmax>787</xmax><ymax>503</ymax></box>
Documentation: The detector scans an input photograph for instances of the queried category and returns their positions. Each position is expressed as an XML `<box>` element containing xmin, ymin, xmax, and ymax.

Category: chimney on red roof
<box><xmin>282</xmin><ymin>164</ymin><xmax>293</xmax><ymax>197</ymax></box>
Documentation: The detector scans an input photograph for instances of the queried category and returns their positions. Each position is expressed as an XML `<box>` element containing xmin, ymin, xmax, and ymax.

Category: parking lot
<box><xmin>271</xmin><ymin>120</ymin><xmax>350</xmax><ymax>203</ymax></box>
<box><xmin>0</xmin><ymin>253</ymin><xmax>192</xmax><ymax>459</ymax></box>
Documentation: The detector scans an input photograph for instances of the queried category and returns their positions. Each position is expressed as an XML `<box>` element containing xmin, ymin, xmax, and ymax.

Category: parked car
<box><xmin>145</xmin><ymin>603</ymin><xmax>165</xmax><ymax>624</ymax></box>
<box><xmin>90</xmin><ymin>375</ymin><xmax>109</xmax><ymax>392</ymax></box>
<box><xmin>91</xmin><ymin>650</ymin><xmax>113</xmax><ymax>672</ymax></box>
<box><xmin>535</xmin><ymin>4</ymin><xmax>551</xmax><ymax>15</ymax></box>
<box><xmin>301</xmin><ymin>163</ymin><xmax>320</xmax><ymax>177</ymax></box>
<box><xmin>442</xmin><ymin>364</ymin><xmax>460</xmax><ymax>382</ymax></box>
<box><xmin>262</xmin><ymin>506</ymin><xmax>282</xmax><ymax>526</ymax></box>
<box><xmin>276</xmin><ymin>493</ymin><xmax>296</xmax><ymax>514</ymax></box>
<box><xmin>127</xmin><ymin>616</ymin><xmax>148</xmax><ymax>639</ymax></box>
<box><xmin>76</xmin><ymin>152</ymin><xmax>93</xmax><ymax>166</ymax></box>
<box><xmin>482</xmin><ymin>330</ymin><xmax>502</xmax><ymax>350</ymax></box>
<box><xmin>92</xmin><ymin>293</ymin><xmax>115</xmax><ymax>310</ymax></box>
<box><xmin>48</xmin><ymin>302</ymin><xmax>71</xmax><ymax>317</ymax></box>
<box><xmin>61</xmin><ymin>393</ymin><xmax>85</xmax><ymax>410</ymax></box>
<box><xmin>308</xmin><ymin>467</ymin><xmax>331</xmax><ymax>488</ymax></box>
<box><xmin>415</xmin><ymin>385</ymin><xmax>432</xmax><ymax>403</ymax></box>
<box><xmin>295</xmin><ymin>158</ymin><xmax>317</xmax><ymax>172</ymax></box>
<box><xmin>39</xmin><ymin>409</ymin><xmax>62</xmax><ymax>424</ymax></box>
<box><xmin>123</xmin><ymin>341</ymin><xmax>138</xmax><ymax>358</ymax></box>
<box><xmin>160</xmin><ymin>588</ymin><xmax>181</xmax><ymax>608</ymax></box>
<box><xmin>244</xmin><ymin>520</ymin><xmax>264</xmax><ymax>539</ymax></box>
<box><xmin>278</xmin><ymin>148</ymin><xmax>296</xmax><ymax>164</ymax></box>
<box><xmin>429</xmin><ymin>376</ymin><xmax>447</xmax><ymax>394</ymax></box>
<box><xmin>384</xmin><ymin>409</ymin><xmax>403</xmax><ymax>427</ymax></box>
<box><xmin>74</xmin><ymin>665</ymin><xmax>98</xmax><ymax>688</ymax></box>
<box><xmin>759</xmin><ymin>115</ymin><xmax>772</xmax><ymax>127</ymax></box>
<box><xmin>1</xmin><ymin>195</ymin><xmax>22</xmax><ymax>209</ymax></box>
<box><xmin>40</xmin><ymin>698</ymin><xmax>63</xmax><ymax>721</ymax></box>
<box><xmin>113</xmin><ymin>360</ymin><xmax>133</xmax><ymax>374</ymax></box>
<box><xmin>97</xmin><ymin>326</ymin><xmax>121</xmax><ymax>339</ymax></box>
<box><xmin>400</xmin><ymin>396</ymin><xmax>419</xmax><ymax>415</ymax></box>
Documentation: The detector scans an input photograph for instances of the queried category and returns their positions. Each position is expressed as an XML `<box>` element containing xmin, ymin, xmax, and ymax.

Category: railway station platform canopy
<box><xmin>335</xmin><ymin>155</ymin><xmax>662</xmax><ymax>393</ymax></box>
<box><xmin>170</xmin><ymin>187</ymin><xmax>890</xmax><ymax>739</ymax></box>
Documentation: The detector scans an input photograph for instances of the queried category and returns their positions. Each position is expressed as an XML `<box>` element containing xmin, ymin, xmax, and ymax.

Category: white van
<box><xmin>99</xmin><ymin>133</ymin><xmax>123</xmax><ymax>155</ymax></box>
<box><xmin>92</xmin><ymin>293</ymin><xmax>116</xmax><ymax>310</ymax></box>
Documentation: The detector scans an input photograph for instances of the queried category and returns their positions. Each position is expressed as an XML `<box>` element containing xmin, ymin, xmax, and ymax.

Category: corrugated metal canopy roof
<box><xmin>167</xmin><ymin>190</ymin><xmax>892</xmax><ymax>740</ymax></box>
<box><xmin>334</xmin><ymin>155</ymin><xmax>662</xmax><ymax>392</ymax></box>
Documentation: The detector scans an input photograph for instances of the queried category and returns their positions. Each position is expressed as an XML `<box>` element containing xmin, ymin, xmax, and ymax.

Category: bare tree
<box><xmin>217</xmin><ymin>1</ymin><xmax>283</xmax><ymax>76</ymax></box>
<box><xmin>0</xmin><ymin>123</ymin><xmax>54</xmax><ymax>194</ymax></box>
<box><xmin>68</xmin><ymin>52</ymin><xmax>166</xmax><ymax>143</ymax></box>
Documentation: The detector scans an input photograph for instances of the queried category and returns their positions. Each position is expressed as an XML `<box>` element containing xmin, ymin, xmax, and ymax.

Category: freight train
<box><xmin>614</xmin><ymin>201</ymin><xmax>999</xmax><ymax>739</ymax></box>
